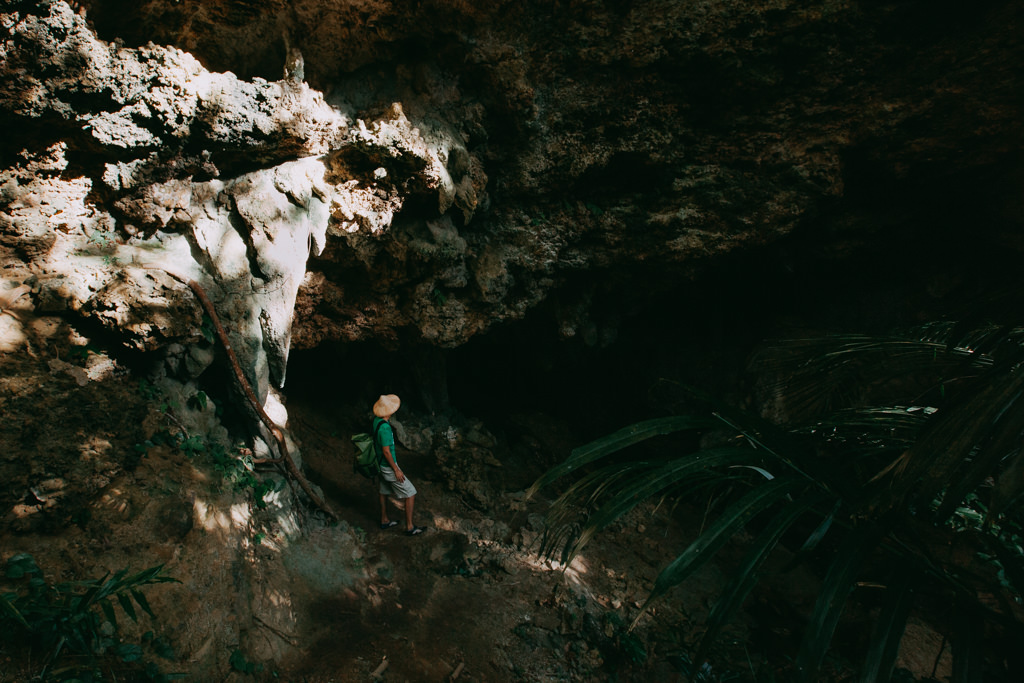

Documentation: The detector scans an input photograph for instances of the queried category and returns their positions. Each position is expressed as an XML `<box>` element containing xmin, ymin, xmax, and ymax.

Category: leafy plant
<box><xmin>531</xmin><ymin>321</ymin><xmax>1024</xmax><ymax>682</ymax></box>
<box><xmin>173</xmin><ymin>433</ymin><xmax>274</xmax><ymax>503</ymax></box>
<box><xmin>0</xmin><ymin>553</ymin><xmax>182</xmax><ymax>681</ymax></box>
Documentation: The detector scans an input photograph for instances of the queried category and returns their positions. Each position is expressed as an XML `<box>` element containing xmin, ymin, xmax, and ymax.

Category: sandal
<box><xmin>379</xmin><ymin>520</ymin><xmax>399</xmax><ymax>529</ymax></box>
<box><xmin>405</xmin><ymin>526</ymin><xmax>426</xmax><ymax>536</ymax></box>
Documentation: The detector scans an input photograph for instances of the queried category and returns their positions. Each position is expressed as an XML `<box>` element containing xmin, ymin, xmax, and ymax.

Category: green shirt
<box><xmin>373</xmin><ymin>417</ymin><xmax>396</xmax><ymax>467</ymax></box>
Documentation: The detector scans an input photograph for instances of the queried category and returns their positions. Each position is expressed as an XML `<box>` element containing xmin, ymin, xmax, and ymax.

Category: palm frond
<box><xmin>539</xmin><ymin>462</ymin><xmax>656</xmax><ymax>559</ymax></box>
<box><xmin>795</xmin><ymin>406</ymin><xmax>932</xmax><ymax>478</ymax></box>
<box><xmin>548</xmin><ymin>446</ymin><xmax>767</xmax><ymax>564</ymax></box>
<box><xmin>526</xmin><ymin>415</ymin><xmax>720</xmax><ymax>499</ymax></box>
<box><xmin>535</xmin><ymin>320</ymin><xmax>1024</xmax><ymax>679</ymax></box>
<box><xmin>933</xmin><ymin>395</ymin><xmax>1024</xmax><ymax>522</ymax></box>
<box><xmin>751</xmin><ymin>331</ymin><xmax>995</xmax><ymax>420</ymax></box>
<box><xmin>797</xmin><ymin>405</ymin><xmax>932</xmax><ymax>445</ymax></box>
<box><xmin>774</xmin><ymin>499</ymin><xmax>842</xmax><ymax>574</ymax></box>
<box><xmin>675</xmin><ymin>385</ymin><xmax>845</xmax><ymax>496</ymax></box>
<box><xmin>882</xmin><ymin>370</ymin><xmax>1024</xmax><ymax>512</ymax></box>
<box><xmin>694</xmin><ymin>488</ymin><xmax>832</xmax><ymax>667</ymax></box>
<box><xmin>634</xmin><ymin>477</ymin><xmax>809</xmax><ymax>628</ymax></box>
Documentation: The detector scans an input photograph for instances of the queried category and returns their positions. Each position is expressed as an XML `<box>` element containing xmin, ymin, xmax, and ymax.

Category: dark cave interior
<box><xmin>285</xmin><ymin>205</ymin><xmax>1024</xmax><ymax>446</ymax></box>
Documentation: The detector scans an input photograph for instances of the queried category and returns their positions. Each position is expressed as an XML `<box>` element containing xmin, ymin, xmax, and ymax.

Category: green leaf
<box><xmin>77</xmin><ymin>575</ymin><xmax>108</xmax><ymax>610</ymax></box>
<box><xmin>795</xmin><ymin>523</ymin><xmax>884</xmax><ymax>682</ymax></box>
<box><xmin>636</xmin><ymin>477</ymin><xmax>807</xmax><ymax>625</ymax></box>
<box><xmin>860</xmin><ymin>567</ymin><xmax>915</xmax><ymax>683</ymax></box>
<box><xmin>117</xmin><ymin>592</ymin><xmax>138</xmax><ymax>622</ymax></box>
<box><xmin>527</xmin><ymin>415</ymin><xmax>720</xmax><ymax>498</ymax></box>
<box><xmin>126</xmin><ymin>564</ymin><xmax>174</xmax><ymax>586</ymax></box>
<box><xmin>131</xmin><ymin>589</ymin><xmax>155</xmax><ymax>619</ymax></box>
<box><xmin>797</xmin><ymin>500</ymin><xmax>840</xmax><ymax>554</ymax></box>
<box><xmin>94</xmin><ymin>569</ymin><xmax>127</xmax><ymax>602</ymax></box>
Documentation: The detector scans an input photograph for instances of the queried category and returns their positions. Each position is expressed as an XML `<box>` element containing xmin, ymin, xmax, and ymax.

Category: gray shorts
<box><xmin>378</xmin><ymin>466</ymin><xmax>417</xmax><ymax>499</ymax></box>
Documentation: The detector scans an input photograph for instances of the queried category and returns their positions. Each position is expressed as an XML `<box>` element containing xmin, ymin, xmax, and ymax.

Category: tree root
<box><xmin>144</xmin><ymin>266</ymin><xmax>338</xmax><ymax>521</ymax></box>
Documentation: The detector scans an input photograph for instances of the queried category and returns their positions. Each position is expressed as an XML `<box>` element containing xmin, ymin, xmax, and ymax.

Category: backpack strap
<box><xmin>372</xmin><ymin>419</ymin><xmax>388</xmax><ymax>465</ymax></box>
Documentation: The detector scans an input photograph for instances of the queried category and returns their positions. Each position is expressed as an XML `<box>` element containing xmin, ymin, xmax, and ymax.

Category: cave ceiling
<box><xmin>1</xmin><ymin>0</ymin><xmax>1022</xmax><ymax>399</ymax></box>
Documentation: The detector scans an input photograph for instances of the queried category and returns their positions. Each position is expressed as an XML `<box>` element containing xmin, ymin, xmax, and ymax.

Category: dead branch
<box><xmin>143</xmin><ymin>266</ymin><xmax>337</xmax><ymax>521</ymax></box>
<box><xmin>371</xmin><ymin>657</ymin><xmax>389</xmax><ymax>680</ymax></box>
<box><xmin>162</xmin><ymin>409</ymin><xmax>191</xmax><ymax>441</ymax></box>
<box><xmin>253</xmin><ymin>615</ymin><xmax>300</xmax><ymax>647</ymax></box>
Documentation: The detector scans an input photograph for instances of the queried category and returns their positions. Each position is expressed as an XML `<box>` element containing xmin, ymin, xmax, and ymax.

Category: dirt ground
<box><xmin>280</xmin><ymin>393</ymin><xmax>726</xmax><ymax>683</ymax></box>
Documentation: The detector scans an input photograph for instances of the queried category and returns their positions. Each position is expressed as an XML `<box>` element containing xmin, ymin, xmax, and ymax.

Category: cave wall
<box><xmin>2</xmin><ymin>0</ymin><xmax>1021</xmax><ymax>391</ymax></box>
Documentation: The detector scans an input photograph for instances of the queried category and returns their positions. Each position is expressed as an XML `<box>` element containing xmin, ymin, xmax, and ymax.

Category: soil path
<box><xmin>276</xmin><ymin>394</ymin><xmax>699</xmax><ymax>682</ymax></box>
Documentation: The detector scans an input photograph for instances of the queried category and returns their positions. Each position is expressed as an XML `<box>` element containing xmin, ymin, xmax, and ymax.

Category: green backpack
<box><xmin>351</xmin><ymin>420</ymin><xmax>388</xmax><ymax>480</ymax></box>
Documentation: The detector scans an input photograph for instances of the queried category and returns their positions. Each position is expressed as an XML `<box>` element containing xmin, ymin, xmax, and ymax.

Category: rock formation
<box><xmin>4</xmin><ymin>0</ymin><xmax>1021</xmax><ymax>398</ymax></box>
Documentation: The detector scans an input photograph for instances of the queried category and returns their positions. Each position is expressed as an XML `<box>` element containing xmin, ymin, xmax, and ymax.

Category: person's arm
<box><xmin>381</xmin><ymin>445</ymin><xmax>405</xmax><ymax>482</ymax></box>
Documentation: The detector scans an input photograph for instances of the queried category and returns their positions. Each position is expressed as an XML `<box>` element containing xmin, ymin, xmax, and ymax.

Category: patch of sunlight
<box><xmin>266</xmin><ymin>588</ymin><xmax>293</xmax><ymax>609</ymax></box>
<box><xmin>262</xmin><ymin>488</ymin><xmax>286</xmax><ymax>507</ymax></box>
<box><xmin>0</xmin><ymin>314</ymin><xmax>27</xmax><ymax>352</ymax></box>
<box><xmin>230</xmin><ymin>502</ymin><xmax>251</xmax><ymax>527</ymax></box>
<box><xmin>263</xmin><ymin>391</ymin><xmax>288</xmax><ymax>426</ymax></box>
<box><xmin>557</xmin><ymin>555</ymin><xmax>590</xmax><ymax>584</ymax></box>
<box><xmin>276</xmin><ymin>509</ymin><xmax>301</xmax><ymax>540</ymax></box>
<box><xmin>97</xmin><ymin>487</ymin><xmax>130</xmax><ymax>516</ymax></box>
<box><xmin>11</xmin><ymin>505</ymin><xmax>34</xmax><ymax>518</ymax></box>
<box><xmin>194</xmin><ymin>498</ymin><xmax>232</xmax><ymax>532</ymax></box>
<box><xmin>429</xmin><ymin>515</ymin><xmax>459</xmax><ymax>532</ymax></box>
<box><xmin>256</xmin><ymin>534</ymin><xmax>284</xmax><ymax>553</ymax></box>
<box><xmin>84</xmin><ymin>353</ymin><xmax>120</xmax><ymax>382</ymax></box>
<box><xmin>522</xmin><ymin>552</ymin><xmax>591</xmax><ymax>584</ymax></box>
<box><xmin>79</xmin><ymin>435</ymin><xmax>113</xmax><ymax>461</ymax></box>
<box><xmin>258</xmin><ymin>490</ymin><xmax>301</xmax><ymax>543</ymax></box>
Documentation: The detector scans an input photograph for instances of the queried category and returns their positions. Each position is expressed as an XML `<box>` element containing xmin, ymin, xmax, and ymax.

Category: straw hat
<box><xmin>373</xmin><ymin>394</ymin><xmax>401</xmax><ymax>418</ymax></box>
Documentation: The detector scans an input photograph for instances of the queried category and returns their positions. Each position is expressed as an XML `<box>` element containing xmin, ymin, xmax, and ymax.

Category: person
<box><xmin>373</xmin><ymin>394</ymin><xmax>425</xmax><ymax>536</ymax></box>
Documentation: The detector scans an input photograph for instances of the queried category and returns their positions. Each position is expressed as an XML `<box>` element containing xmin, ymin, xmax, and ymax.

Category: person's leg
<box><xmin>404</xmin><ymin>494</ymin><xmax>415</xmax><ymax>530</ymax></box>
<box><xmin>380</xmin><ymin>493</ymin><xmax>390</xmax><ymax>525</ymax></box>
